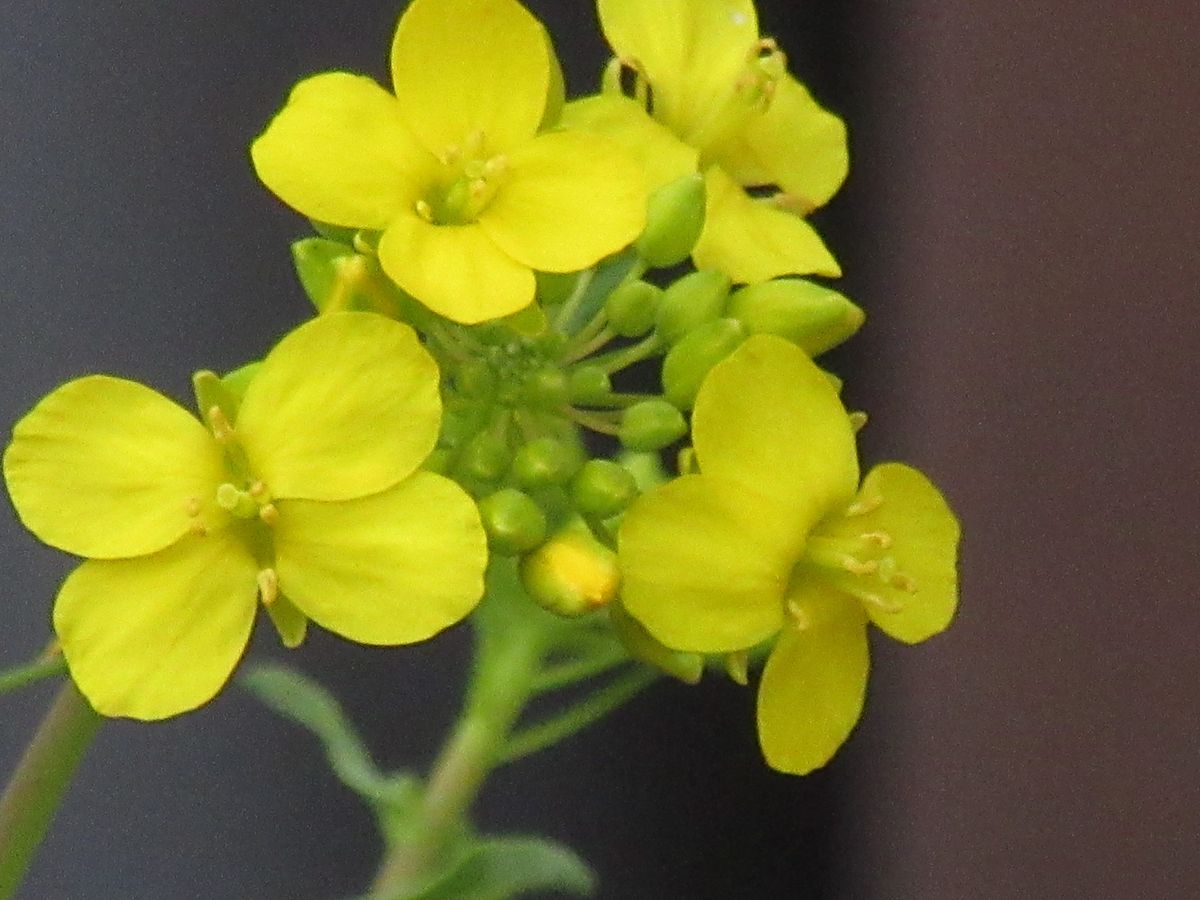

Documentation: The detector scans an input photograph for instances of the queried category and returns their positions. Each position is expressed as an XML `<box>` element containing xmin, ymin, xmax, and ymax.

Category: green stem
<box><xmin>0</xmin><ymin>681</ymin><xmax>101</xmax><ymax>899</ymax></box>
<box><xmin>588</xmin><ymin>334</ymin><xmax>662</xmax><ymax>375</ymax></box>
<box><xmin>0</xmin><ymin>658</ymin><xmax>67</xmax><ymax>698</ymax></box>
<box><xmin>499</xmin><ymin>669</ymin><xmax>657</xmax><ymax>765</ymax></box>
<box><xmin>369</xmin><ymin>576</ymin><xmax>547</xmax><ymax>897</ymax></box>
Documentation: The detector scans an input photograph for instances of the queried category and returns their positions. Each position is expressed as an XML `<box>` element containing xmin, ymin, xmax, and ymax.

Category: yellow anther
<box><xmin>469</xmin><ymin>178</ymin><xmax>489</xmax><ymax>199</ymax></box>
<box><xmin>184</xmin><ymin>497</ymin><xmax>203</xmax><ymax>517</ymax></box>
<box><xmin>189</xmin><ymin>521</ymin><xmax>209</xmax><ymax>538</ymax></box>
<box><xmin>862</xmin><ymin>531</ymin><xmax>893</xmax><ymax>549</ymax></box>
<box><xmin>257</xmin><ymin>568</ymin><xmax>279</xmax><ymax>606</ymax></box>
<box><xmin>845</xmin><ymin>494</ymin><xmax>884</xmax><ymax>518</ymax></box>
<box><xmin>415</xmin><ymin>199</ymin><xmax>434</xmax><ymax>222</ymax></box>
<box><xmin>259</xmin><ymin>503</ymin><xmax>280</xmax><ymax>526</ymax></box>
<box><xmin>208</xmin><ymin>406</ymin><xmax>234</xmax><ymax>443</ymax></box>
<box><xmin>483</xmin><ymin>155</ymin><xmax>508</xmax><ymax>177</ymax></box>
<box><xmin>248</xmin><ymin>481</ymin><xmax>269</xmax><ymax>501</ymax></box>
<box><xmin>786</xmin><ymin>598</ymin><xmax>812</xmax><ymax>631</ymax></box>
<box><xmin>859</xmin><ymin>592</ymin><xmax>905</xmax><ymax>614</ymax></box>
<box><xmin>890</xmin><ymin>573</ymin><xmax>919</xmax><ymax>594</ymax></box>
<box><xmin>841</xmin><ymin>556</ymin><xmax>878</xmax><ymax>577</ymax></box>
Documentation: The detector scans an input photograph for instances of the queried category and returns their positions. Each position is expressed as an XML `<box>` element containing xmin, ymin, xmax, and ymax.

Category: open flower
<box><xmin>251</xmin><ymin>0</ymin><xmax>646</xmax><ymax>324</ymax></box>
<box><xmin>571</xmin><ymin>0</ymin><xmax>848</xmax><ymax>283</ymax></box>
<box><xmin>618</xmin><ymin>336</ymin><xmax>959</xmax><ymax>774</ymax></box>
<box><xmin>3</xmin><ymin>313</ymin><xmax>488</xmax><ymax>720</ymax></box>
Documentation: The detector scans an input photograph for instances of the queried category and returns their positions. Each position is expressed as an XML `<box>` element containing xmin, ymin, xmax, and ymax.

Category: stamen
<box><xmin>890</xmin><ymin>573</ymin><xmax>919</xmax><ymax>594</ymax></box>
<box><xmin>415</xmin><ymin>199</ymin><xmax>434</xmax><ymax>223</ymax></box>
<box><xmin>858</xmin><ymin>591</ymin><xmax>905</xmax><ymax>614</ymax></box>
<box><xmin>805</xmin><ymin>536</ymin><xmax>876</xmax><ymax>576</ymax></box>
<box><xmin>258</xmin><ymin>503</ymin><xmax>279</xmax><ymax>526</ymax></box>
<box><xmin>483</xmin><ymin>155</ymin><xmax>508</xmax><ymax>177</ymax></box>
<box><xmin>208</xmin><ymin>406</ymin><xmax>234</xmax><ymax>443</ymax></box>
<box><xmin>189</xmin><ymin>522</ymin><xmax>209</xmax><ymax>538</ymax></box>
<box><xmin>184</xmin><ymin>497</ymin><xmax>202</xmax><ymax>517</ymax></box>
<box><xmin>786</xmin><ymin>598</ymin><xmax>812</xmax><ymax>631</ymax></box>
<box><xmin>248</xmin><ymin>481</ymin><xmax>269</xmax><ymax>501</ymax></box>
<box><xmin>861</xmin><ymin>531</ymin><xmax>893</xmax><ymax>549</ymax></box>
<box><xmin>257</xmin><ymin>569</ymin><xmax>279</xmax><ymax>606</ymax></box>
<box><xmin>845</xmin><ymin>494</ymin><xmax>884</xmax><ymax>518</ymax></box>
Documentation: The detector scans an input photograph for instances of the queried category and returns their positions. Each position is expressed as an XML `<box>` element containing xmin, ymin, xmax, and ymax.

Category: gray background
<box><xmin>2</xmin><ymin>1</ymin><xmax>1197</xmax><ymax>897</ymax></box>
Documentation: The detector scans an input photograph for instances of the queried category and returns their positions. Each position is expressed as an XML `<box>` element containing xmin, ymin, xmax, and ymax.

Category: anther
<box><xmin>248</xmin><ymin>481</ymin><xmax>268</xmax><ymax>500</ymax></box>
<box><xmin>259</xmin><ymin>503</ymin><xmax>280</xmax><ymax>526</ymax></box>
<box><xmin>189</xmin><ymin>522</ymin><xmax>209</xmax><ymax>538</ymax></box>
<box><xmin>415</xmin><ymin>199</ymin><xmax>434</xmax><ymax>222</ymax></box>
<box><xmin>787</xmin><ymin>598</ymin><xmax>812</xmax><ymax>631</ymax></box>
<box><xmin>861</xmin><ymin>531</ymin><xmax>893</xmax><ymax>549</ymax></box>
<box><xmin>484</xmin><ymin>155</ymin><xmax>508</xmax><ymax>177</ymax></box>
<box><xmin>469</xmin><ymin>178</ymin><xmax>489</xmax><ymax>199</ymax></box>
<box><xmin>890</xmin><ymin>573</ymin><xmax>919</xmax><ymax>594</ymax></box>
<box><xmin>845</xmin><ymin>495</ymin><xmax>884</xmax><ymax>518</ymax></box>
<box><xmin>257</xmin><ymin>569</ymin><xmax>279</xmax><ymax>606</ymax></box>
<box><xmin>184</xmin><ymin>497</ymin><xmax>203</xmax><ymax>517</ymax></box>
<box><xmin>208</xmin><ymin>406</ymin><xmax>234</xmax><ymax>443</ymax></box>
<box><xmin>841</xmin><ymin>556</ymin><xmax>878</xmax><ymax>577</ymax></box>
<box><xmin>859</xmin><ymin>592</ymin><xmax>905</xmax><ymax>614</ymax></box>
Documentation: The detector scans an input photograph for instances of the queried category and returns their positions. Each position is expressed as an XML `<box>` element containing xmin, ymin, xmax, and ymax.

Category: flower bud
<box><xmin>522</xmin><ymin>366</ymin><xmax>569</xmax><ymax>410</ymax></box>
<box><xmin>726</xmin><ymin>279</ymin><xmax>865</xmax><ymax>356</ymax></box>
<box><xmin>618</xmin><ymin>400</ymin><xmax>687</xmax><ymax>451</ymax></box>
<box><xmin>662</xmin><ymin>318</ymin><xmax>748</xmax><ymax>409</ymax></box>
<box><xmin>511</xmin><ymin>437</ymin><xmax>583</xmax><ymax>489</ymax></box>
<box><xmin>655</xmin><ymin>270</ymin><xmax>731</xmax><ymax>345</ymax></box>
<box><xmin>567</xmin><ymin>365</ymin><xmax>613</xmax><ymax>404</ymax></box>
<box><xmin>609</xmin><ymin>602</ymin><xmax>703</xmax><ymax>684</ymax></box>
<box><xmin>457</xmin><ymin>431</ymin><xmax>510</xmax><ymax>483</ymax></box>
<box><xmin>635</xmin><ymin>173</ymin><xmax>706</xmax><ymax>268</ymax></box>
<box><xmin>519</xmin><ymin>525</ymin><xmax>620</xmax><ymax>616</ymax></box>
<box><xmin>605</xmin><ymin>280</ymin><xmax>663</xmax><ymax>338</ymax></box>
<box><xmin>453</xmin><ymin>359</ymin><xmax>496</xmax><ymax>399</ymax></box>
<box><xmin>478</xmin><ymin>488</ymin><xmax>548</xmax><ymax>556</ymax></box>
<box><xmin>571</xmin><ymin>460</ymin><xmax>638</xmax><ymax>519</ymax></box>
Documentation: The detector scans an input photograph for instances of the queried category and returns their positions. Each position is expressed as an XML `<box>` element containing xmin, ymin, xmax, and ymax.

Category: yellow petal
<box><xmin>822</xmin><ymin>463</ymin><xmax>961</xmax><ymax>644</ymax></box>
<box><xmin>618</xmin><ymin>474</ymin><xmax>801</xmax><ymax>654</ymax></box>
<box><xmin>693</xmin><ymin>166</ymin><xmax>841</xmax><ymax>282</ymax></box>
<box><xmin>597</xmin><ymin>0</ymin><xmax>758</xmax><ymax>137</ymax></box>
<box><xmin>3</xmin><ymin>376</ymin><xmax>225</xmax><ymax>559</ymax></box>
<box><xmin>693</xmin><ymin>335</ymin><xmax>859</xmax><ymax>525</ymax></box>
<box><xmin>390</xmin><ymin>0</ymin><xmax>549</xmax><ymax>156</ymax></box>
<box><xmin>273</xmin><ymin>472</ymin><xmax>487</xmax><ymax>645</ymax></box>
<box><xmin>711</xmin><ymin>75</ymin><xmax>849</xmax><ymax>210</ymax></box>
<box><xmin>377</xmin><ymin>212</ymin><xmax>534</xmax><ymax>323</ymax></box>
<box><xmin>757</xmin><ymin>583</ymin><xmax>868</xmax><ymax>775</ymax></box>
<box><xmin>560</xmin><ymin>95</ymin><xmax>698</xmax><ymax>191</ymax></box>
<box><xmin>236</xmin><ymin>313</ymin><xmax>441</xmax><ymax>502</ymax></box>
<box><xmin>251</xmin><ymin>72</ymin><xmax>432</xmax><ymax>230</ymax></box>
<box><xmin>54</xmin><ymin>532</ymin><xmax>258</xmax><ymax>720</ymax></box>
<box><xmin>479</xmin><ymin>130</ymin><xmax>646</xmax><ymax>273</ymax></box>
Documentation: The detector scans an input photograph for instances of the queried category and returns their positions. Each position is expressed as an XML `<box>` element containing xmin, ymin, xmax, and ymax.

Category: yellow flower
<box><xmin>573</xmin><ymin>0</ymin><xmax>848</xmax><ymax>283</ymax></box>
<box><xmin>2</xmin><ymin>313</ymin><xmax>488</xmax><ymax>720</ymax></box>
<box><xmin>251</xmin><ymin>0</ymin><xmax>646</xmax><ymax>324</ymax></box>
<box><xmin>618</xmin><ymin>336</ymin><xmax>959</xmax><ymax>774</ymax></box>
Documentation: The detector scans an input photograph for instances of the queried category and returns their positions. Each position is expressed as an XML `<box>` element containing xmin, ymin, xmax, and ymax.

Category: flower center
<box><xmin>685</xmin><ymin>39</ymin><xmax>787</xmax><ymax>160</ymax></box>
<box><xmin>793</xmin><ymin>493</ymin><xmax>920</xmax><ymax>620</ymax></box>
<box><xmin>195</xmin><ymin>406</ymin><xmax>281</xmax><ymax>529</ymax></box>
<box><xmin>415</xmin><ymin>130</ymin><xmax>510</xmax><ymax>226</ymax></box>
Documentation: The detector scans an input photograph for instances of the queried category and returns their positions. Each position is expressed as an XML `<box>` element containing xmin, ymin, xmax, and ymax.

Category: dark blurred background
<box><xmin>2</xmin><ymin>1</ymin><xmax>1197</xmax><ymax>897</ymax></box>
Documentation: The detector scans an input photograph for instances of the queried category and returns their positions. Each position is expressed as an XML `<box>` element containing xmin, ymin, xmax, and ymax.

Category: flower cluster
<box><xmin>3</xmin><ymin>0</ymin><xmax>958</xmax><ymax>773</ymax></box>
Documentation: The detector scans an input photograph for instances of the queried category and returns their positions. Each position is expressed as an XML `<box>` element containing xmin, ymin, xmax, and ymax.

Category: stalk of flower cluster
<box><xmin>370</xmin><ymin>574</ymin><xmax>548</xmax><ymax>896</ymax></box>
<box><xmin>0</xmin><ymin>681</ymin><xmax>101</xmax><ymax>899</ymax></box>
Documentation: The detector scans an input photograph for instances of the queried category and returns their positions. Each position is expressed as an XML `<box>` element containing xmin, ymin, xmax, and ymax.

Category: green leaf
<box><xmin>239</xmin><ymin>664</ymin><xmax>418</xmax><ymax>825</ymax></box>
<box><xmin>400</xmin><ymin>836</ymin><xmax>595</xmax><ymax>900</ymax></box>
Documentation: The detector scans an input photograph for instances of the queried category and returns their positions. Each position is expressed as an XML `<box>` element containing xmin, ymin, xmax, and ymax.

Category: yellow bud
<box><xmin>519</xmin><ymin>526</ymin><xmax>620</xmax><ymax>617</ymax></box>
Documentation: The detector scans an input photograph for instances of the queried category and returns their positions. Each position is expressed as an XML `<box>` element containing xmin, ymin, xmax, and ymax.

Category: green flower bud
<box><xmin>522</xmin><ymin>367</ymin><xmax>569</xmax><ymax>410</ymax></box>
<box><xmin>511</xmin><ymin>437</ymin><xmax>583</xmax><ymax>489</ymax></box>
<box><xmin>478</xmin><ymin>488</ymin><xmax>548</xmax><ymax>556</ymax></box>
<box><xmin>617</xmin><ymin>450</ymin><xmax>668</xmax><ymax>492</ymax></box>
<box><xmin>292</xmin><ymin>238</ymin><xmax>355</xmax><ymax>313</ymax></box>
<box><xmin>605</xmin><ymin>280</ymin><xmax>663</xmax><ymax>338</ymax></box>
<box><xmin>609</xmin><ymin>601</ymin><xmax>703</xmax><ymax>684</ymax></box>
<box><xmin>662</xmin><ymin>318</ymin><xmax>748</xmax><ymax>409</ymax></box>
<box><xmin>726</xmin><ymin>279</ymin><xmax>865</xmax><ymax>356</ymax></box>
<box><xmin>655</xmin><ymin>270</ymin><xmax>731</xmax><ymax>345</ymax></box>
<box><xmin>519</xmin><ymin>525</ymin><xmax>620</xmax><ymax>616</ymax></box>
<box><xmin>618</xmin><ymin>400</ymin><xmax>687</xmax><ymax>451</ymax></box>
<box><xmin>635</xmin><ymin>173</ymin><xmax>707</xmax><ymax>268</ymax></box>
<box><xmin>571</xmin><ymin>460</ymin><xmax>638</xmax><ymax>519</ymax></box>
<box><xmin>453</xmin><ymin>359</ymin><xmax>496</xmax><ymax>399</ymax></box>
<box><xmin>567</xmin><ymin>365</ymin><xmax>613</xmax><ymax>404</ymax></box>
<box><xmin>458</xmin><ymin>431</ymin><xmax>510</xmax><ymax>483</ymax></box>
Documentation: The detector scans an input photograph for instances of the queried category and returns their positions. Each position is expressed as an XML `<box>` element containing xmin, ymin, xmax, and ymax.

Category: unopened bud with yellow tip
<box><xmin>726</xmin><ymin>279</ymin><xmax>865</xmax><ymax>356</ymax></box>
<box><xmin>519</xmin><ymin>525</ymin><xmax>621</xmax><ymax>617</ymax></box>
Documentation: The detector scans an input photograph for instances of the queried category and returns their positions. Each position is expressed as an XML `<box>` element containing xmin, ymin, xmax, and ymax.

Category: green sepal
<box><xmin>609</xmin><ymin>602</ymin><xmax>703</xmax><ymax>685</ymax></box>
<box><xmin>567</xmin><ymin>365</ymin><xmax>613</xmax><ymax>404</ymax></box>
<box><xmin>388</xmin><ymin>835</ymin><xmax>595</xmax><ymax>900</ymax></box>
<box><xmin>662</xmin><ymin>318</ymin><xmax>748</xmax><ymax>409</ymax></box>
<box><xmin>618</xmin><ymin>400</ymin><xmax>687</xmax><ymax>451</ymax></box>
<box><xmin>635</xmin><ymin>172</ymin><xmax>706</xmax><ymax>269</ymax></box>
<box><xmin>309</xmin><ymin>219</ymin><xmax>358</xmax><ymax>245</ymax></box>
<box><xmin>604</xmin><ymin>280</ymin><xmax>663</xmax><ymax>338</ymax></box>
<box><xmin>726</xmin><ymin>279</ymin><xmax>865</xmax><ymax>356</ymax></box>
<box><xmin>292</xmin><ymin>237</ymin><xmax>358</xmax><ymax>313</ymax></box>
<box><xmin>560</xmin><ymin>249</ymin><xmax>640</xmax><ymax>334</ymax></box>
<box><xmin>655</xmin><ymin>270</ymin><xmax>731</xmax><ymax>345</ymax></box>
<box><xmin>264</xmin><ymin>595</ymin><xmax>308</xmax><ymax>649</ymax></box>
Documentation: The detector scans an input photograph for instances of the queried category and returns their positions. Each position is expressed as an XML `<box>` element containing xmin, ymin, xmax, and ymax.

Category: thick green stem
<box><xmin>0</xmin><ymin>681</ymin><xmax>101</xmax><ymax>899</ymax></box>
<box><xmin>0</xmin><ymin>658</ymin><xmax>67</xmax><ymax>698</ymax></box>
<box><xmin>369</xmin><ymin>583</ymin><xmax>547</xmax><ymax>897</ymax></box>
